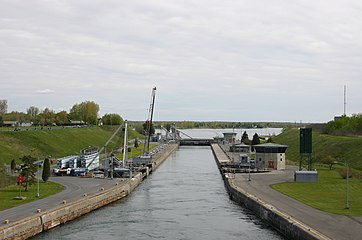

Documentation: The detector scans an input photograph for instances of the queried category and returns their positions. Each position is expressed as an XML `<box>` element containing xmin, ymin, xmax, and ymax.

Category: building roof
<box><xmin>223</xmin><ymin>132</ymin><xmax>237</xmax><ymax>136</ymax></box>
<box><xmin>254</xmin><ymin>143</ymin><xmax>287</xmax><ymax>148</ymax></box>
<box><xmin>234</xmin><ymin>143</ymin><xmax>250</xmax><ymax>148</ymax></box>
<box><xmin>254</xmin><ymin>143</ymin><xmax>288</xmax><ymax>153</ymax></box>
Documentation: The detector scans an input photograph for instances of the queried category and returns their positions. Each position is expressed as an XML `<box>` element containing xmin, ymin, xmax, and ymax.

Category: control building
<box><xmin>254</xmin><ymin>143</ymin><xmax>288</xmax><ymax>170</ymax></box>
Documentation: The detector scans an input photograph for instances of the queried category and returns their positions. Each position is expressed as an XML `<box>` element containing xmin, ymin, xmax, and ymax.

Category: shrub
<box><xmin>338</xmin><ymin>168</ymin><xmax>353</xmax><ymax>179</ymax></box>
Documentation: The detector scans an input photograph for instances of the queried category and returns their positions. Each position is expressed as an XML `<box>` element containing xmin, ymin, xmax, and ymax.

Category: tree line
<box><xmin>152</xmin><ymin>121</ymin><xmax>291</xmax><ymax>129</ymax></box>
<box><xmin>0</xmin><ymin>100</ymin><xmax>123</xmax><ymax>127</ymax></box>
<box><xmin>325</xmin><ymin>114</ymin><xmax>362</xmax><ymax>136</ymax></box>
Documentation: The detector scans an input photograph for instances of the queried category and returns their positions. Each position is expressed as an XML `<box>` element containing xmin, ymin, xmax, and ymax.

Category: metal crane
<box><xmin>86</xmin><ymin>121</ymin><xmax>126</xmax><ymax>170</ymax></box>
<box><xmin>142</xmin><ymin>86</ymin><xmax>157</xmax><ymax>155</ymax></box>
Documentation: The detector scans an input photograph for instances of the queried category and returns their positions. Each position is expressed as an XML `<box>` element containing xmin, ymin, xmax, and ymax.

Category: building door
<box><xmin>268</xmin><ymin>160</ymin><xmax>274</xmax><ymax>169</ymax></box>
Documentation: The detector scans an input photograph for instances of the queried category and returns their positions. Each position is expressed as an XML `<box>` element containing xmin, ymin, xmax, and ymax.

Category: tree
<box><xmin>42</xmin><ymin>158</ymin><xmax>50</xmax><ymax>182</ymax></box>
<box><xmin>27</xmin><ymin>106</ymin><xmax>39</xmax><ymax>123</ymax></box>
<box><xmin>39</xmin><ymin>108</ymin><xmax>56</xmax><ymax>126</ymax></box>
<box><xmin>143</xmin><ymin>120</ymin><xmax>155</xmax><ymax>135</ymax></box>
<box><xmin>56</xmin><ymin>111</ymin><xmax>69</xmax><ymax>126</ymax></box>
<box><xmin>102</xmin><ymin>113</ymin><xmax>123</xmax><ymax>125</ymax></box>
<box><xmin>0</xmin><ymin>99</ymin><xmax>7</xmax><ymax>115</ymax></box>
<box><xmin>19</xmin><ymin>155</ymin><xmax>37</xmax><ymax>191</ymax></box>
<box><xmin>70</xmin><ymin>101</ymin><xmax>99</xmax><ymax>125</ymax></box>
<box><xmin>134</xmin><ymin>138</ymin><xmax>139</xmax><ymax>148</ymax></box>
<box><xmin>11</xmin><ymin>159</ymin><xmax>16</xmax><ymax>174</ymax></box>
<box><xmin>0</xmin><ymin>115</ymin><xmax>3</xmax><ymax>127</ymax></box>
<box><xmin>241</xmin><ymin>131</ymin><xmax>249</xmax><ymax>144</ymax></box>
<box><xmin>252</xmin><ymin>133</ymin><xmax>261</xmax><ymax>146</ymax></box>
<box><xmin>321</xmin><ymin>155</ymin><xmax>337</xmax><ymax>170</ymax></box>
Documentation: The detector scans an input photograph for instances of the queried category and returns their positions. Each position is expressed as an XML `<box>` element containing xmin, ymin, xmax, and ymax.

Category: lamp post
<box><xmin>34</xmin><ymin>160</ymin><xmax>42</xmax><ymax>198</ymax></box>
<box><xmin>345</xmin><ymin>159</ymin><xmax>349</xmax><ymax>209</ymax></box>
<box><xmin>248</xmin><ymin>155</ymin><xmax>251</xmax><ymax>181</ymax></box>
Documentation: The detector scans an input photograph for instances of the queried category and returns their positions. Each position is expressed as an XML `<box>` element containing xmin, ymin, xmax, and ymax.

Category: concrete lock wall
<box><xmin>0</xmin><ymin>216</ymin><xmax>42</xmax><ymax>240</ymax></box>
<box><xmin>0</xmin><ymin>144</ymin><xmax>179</xmax><ymax>240</ymax></box>
<box><xmin>210</xmin><ymin>144</ymin><xmax>324</xmax><ymax>240</ymax></box>
<box><xmin>224</xmin><ymin>178</ymin><xmax>322</xmax><ymax>240</ymax></box>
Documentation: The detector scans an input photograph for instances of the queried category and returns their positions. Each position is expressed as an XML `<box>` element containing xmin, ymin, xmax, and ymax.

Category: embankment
<box><xmin>210</xmin><ymin>143</ymin><xmax>328</xmax><ymax>240</ymax></box>
<box><xmin>0</xmin><ymin>143</ymin><xmax>178</xmax><ymax>240</ymax></box>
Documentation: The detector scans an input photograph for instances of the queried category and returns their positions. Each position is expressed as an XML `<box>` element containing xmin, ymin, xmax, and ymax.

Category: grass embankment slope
<box><xmin>0</xmin><ymin>126</ymin><xmax>144</xmax><ymax>166</ymax></box>
<box><xmin>273</xmin><ymin>128</ymin><xmax>362</xmax><ymax>170</ymax></box>
<box><xmin>0</xmin><ymin>126</ymin><xmax>144</xmax><ymax>211</ymax></box>
<box><xmin>272</xmin><ymin>128</ymin><xmax>362</xmax><ymax>216</ymax></box>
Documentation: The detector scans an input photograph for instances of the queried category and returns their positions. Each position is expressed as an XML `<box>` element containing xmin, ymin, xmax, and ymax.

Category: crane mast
<box><xmin>143</xmin><ymin>87</ymin><xmax>157</xmax><ymax>155</ymax></box>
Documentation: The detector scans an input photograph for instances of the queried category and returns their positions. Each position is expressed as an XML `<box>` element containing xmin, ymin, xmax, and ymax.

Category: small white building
<box><xmin>254</xmin><ymin>143</ymin><xmax>287</xmax><ymax>170</ymax></box>
<box><xmin>223</xmin><ymin>132</ymin><xmax>237</xmax><ymax>144</ymax></box>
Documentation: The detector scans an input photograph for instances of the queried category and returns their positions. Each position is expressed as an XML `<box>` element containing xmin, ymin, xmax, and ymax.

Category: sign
<box><xmin>17</xmin><ymin>175</ymin><xmax>25</xmax><ymax>185</ymax></box>
<box><xmin>300</xmin><ymin>128</ymin><xmax>312</xmax><ymax>154</ymax></box>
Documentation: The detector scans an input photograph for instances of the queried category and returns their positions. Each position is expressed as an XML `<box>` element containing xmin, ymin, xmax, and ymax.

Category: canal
<box><xmin>32</xmin><ymin>146</ymin><xmax>283</xmax><ymax>240</ymax></box>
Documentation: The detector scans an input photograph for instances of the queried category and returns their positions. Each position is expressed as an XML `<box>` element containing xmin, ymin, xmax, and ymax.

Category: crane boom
<box><xmin>86</xmin><ymin>122</ymin><xmax>125</xmax><ymax>169</ymax></box>
<box><xmin>143</xmin><ymin>87</ymin><xmax>157</xmax><ymax>154</ymax></box>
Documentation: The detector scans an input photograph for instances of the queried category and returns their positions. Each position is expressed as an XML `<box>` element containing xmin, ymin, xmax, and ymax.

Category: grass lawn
<box><xmin>0</xmin><ymin>181</ymin><xmax>64</xmax><ymax>211</ymax></box>
<box><xmin>272</xmin><ymin>167</ymin><xmax>362</xmax><ymax>216</ymax></box>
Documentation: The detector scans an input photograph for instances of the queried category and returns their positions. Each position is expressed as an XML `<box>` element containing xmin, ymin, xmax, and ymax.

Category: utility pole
<box><xmin>123</xmin><ymin>120</ymin><xmax>128</xmax><ymax>168</ymax></box>
<box><xmin>343</xmin><ymin>85</ymin><xmax>347</xmax><ymax>116</ymax></box>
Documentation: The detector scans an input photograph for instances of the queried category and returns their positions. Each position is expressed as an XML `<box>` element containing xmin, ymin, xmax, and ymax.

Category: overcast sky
<box><xmin>1</xmin><ymin>0</ymin><xmax>361</xmax><ymax>123</ymax></box>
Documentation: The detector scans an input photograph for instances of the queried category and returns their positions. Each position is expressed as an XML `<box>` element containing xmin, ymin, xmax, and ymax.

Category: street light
<box><xmin>345</xmin><ymin>159</ymin><xmax>349</xmax><ymax>209</ymax></box>
<box><xmin>34</xmin><ymin>160</ymin><xmax>43</xmax><ymax>198</ymax></box>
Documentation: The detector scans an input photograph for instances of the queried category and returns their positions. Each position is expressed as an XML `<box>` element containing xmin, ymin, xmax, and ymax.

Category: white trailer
<box><xmin>56</xmin><ymin>155</ymin><xmax>78</xmax><ymax>169</ymax></box>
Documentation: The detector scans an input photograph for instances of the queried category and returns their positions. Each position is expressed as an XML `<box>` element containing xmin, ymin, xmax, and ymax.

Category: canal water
<box><xmin>32</xmin><ymin>146</ymin><xmax>283</xmax><ymax>240</ymax></box>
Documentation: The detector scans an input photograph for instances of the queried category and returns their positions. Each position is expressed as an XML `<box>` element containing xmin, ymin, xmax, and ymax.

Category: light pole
<box><xmin>248</xmin><ymin>161</ymin><xmax>251</xmax><ymax>181</ymax></box>
<box><xmin>34</xmin><ymin>160</ymin><xmax>42</xmax><ymax>198</ymax></box>
<box><xmin>345</xmin><ymin>159</ymin><xmax>349</xmax><ymax>209</ymax></box>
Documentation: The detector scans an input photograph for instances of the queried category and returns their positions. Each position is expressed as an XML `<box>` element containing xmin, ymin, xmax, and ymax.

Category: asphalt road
<box><xmin>233</xmin><ymin>166</ymin><xmax>362</xmax><ymax>240</ymax></box>
<box><xmin>0</xmin><ymin>175</ymin><xmax>124</xmax><ymax>224</ymax></box>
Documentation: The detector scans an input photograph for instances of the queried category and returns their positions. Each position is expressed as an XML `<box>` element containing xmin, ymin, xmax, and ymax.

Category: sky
<box><xmin>1</xmin><ymin>0</ymin><xmax>362</xmax><ymax>123</ymax></box>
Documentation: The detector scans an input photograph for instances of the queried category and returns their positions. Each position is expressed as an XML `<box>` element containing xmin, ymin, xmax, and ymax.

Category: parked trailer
<box><xmin>57</xmin><ymin>155</ymin><xmax>78</xmax><ymax>169</ymax></box>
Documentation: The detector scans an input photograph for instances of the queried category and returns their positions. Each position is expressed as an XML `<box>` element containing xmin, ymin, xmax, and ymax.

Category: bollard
<box><xmin>36</xmin><ymin>209</ymin><xmax>41</xmax><ymax>213</ymax></box>
<box><xmin>4</xmin><ymin>220</ymin><xmax>9</xmax><ymax>224</ymax></box>
<box><xmin>115</xmin><ymin>183</ymin><xmax>119</xmax><ymax>186</ymax></box>
<box><xmin>100</xmin><ymin>187</ymin><xmax>104</xmax><ymax>191</ymax></box>
<box><xmin>83</xmin><ymin>193</ymin><xmax>88</xmax><ymax>197</ymax></box>
<box><xmin>62</xmin><ymin>200</ymin><xmax>67</xmax><ymax>204</ymax></box>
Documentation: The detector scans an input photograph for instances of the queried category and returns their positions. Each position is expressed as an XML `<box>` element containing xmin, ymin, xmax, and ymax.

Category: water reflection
<box><xmin>32</xmin><ymin>146</ymin><xmax>283</xmax><ymax>240</ymax></box>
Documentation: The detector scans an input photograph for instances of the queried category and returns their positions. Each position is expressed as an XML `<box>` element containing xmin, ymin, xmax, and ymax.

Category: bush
<box><xmin>42</xmin><ymin>158</ymin><xmax>50</xmax><ymax>182</ymax></box>
<box><xmin>338</xmin><ymin>168</ymin><xmax>353</xmax><ymax>179</ymax></box>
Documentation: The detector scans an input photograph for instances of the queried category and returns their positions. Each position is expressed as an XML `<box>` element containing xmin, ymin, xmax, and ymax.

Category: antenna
<box><xmin>343</xmin><ymin>85</ymin><xmax>347</xmax><ymax>116</ymax></box>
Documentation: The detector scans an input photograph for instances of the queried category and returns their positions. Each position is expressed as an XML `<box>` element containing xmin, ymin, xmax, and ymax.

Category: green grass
<box><xmin>0</xmin><ymin>126</ymin><xmax>144</xmax><ymax>166</ymax></box>
<box><xmin>272</xmin><ymin>167</ymin><xmax>362</xmax><ymax>216</ymax></box>
<box><xmin>273</xmin><ymin>128</ymin><xmax>362</xmax><ymax>170</ymax></box>
<box><xmin>0</xmin><ymin>181</ymin><xmax>64</xmax><ymax>211</ymax></box>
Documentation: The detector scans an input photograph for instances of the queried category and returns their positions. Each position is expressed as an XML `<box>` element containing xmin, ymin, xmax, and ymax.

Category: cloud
<box><xmin>35</xmin><ymin>89</ymin><xmax>55</xmax><ymax>95</ymax></box>
<box><xmin>1</xmin><ymin>0</ymin><xmax>362</xmax><ymax>122</ymax></box>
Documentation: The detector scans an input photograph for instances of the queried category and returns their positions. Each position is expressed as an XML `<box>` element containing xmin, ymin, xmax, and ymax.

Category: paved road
<box><xmin>0</xmin><ymin>175</ymin><xmax>125</xmax><ymax>224</ymax></box>
<box><xmin>217</xmin><ymin>143</ymin><xmax>362</xmax><ymax>240</ymax></box>
<box><xmin>232</xmin><ymin>165</ymin><xmax>362</xmax><ymax>240</ymax></box>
